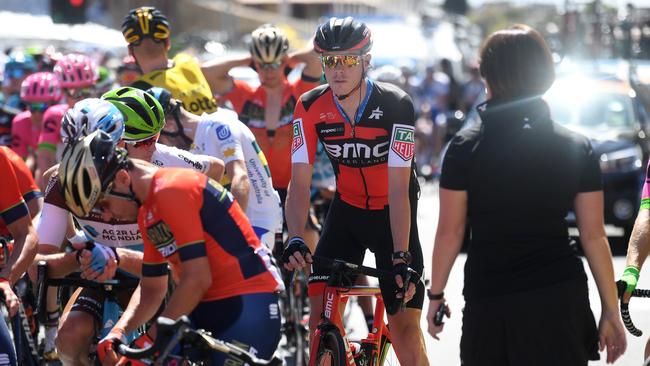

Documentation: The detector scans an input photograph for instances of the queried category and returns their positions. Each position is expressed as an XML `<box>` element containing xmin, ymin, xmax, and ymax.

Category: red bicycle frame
<box><xmin>309</xmin><ymin>284</ymin><xmax>392</xmax><ymax>366</ymax></box>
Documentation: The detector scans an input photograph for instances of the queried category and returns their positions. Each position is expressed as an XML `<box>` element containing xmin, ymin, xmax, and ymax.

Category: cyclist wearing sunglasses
<box><xmin>283</xmin><ymin>17</ymin><xmax>428</xmax><ymax>365</ymax></box>
<box><xmin>57</xmin><ymin>130</ymin><xmax>283</xmax><ymax>366</ymax></box>
<box><xmin>10</xmin><ymin>72</ymin><xmax>63</xmax><ymax>178</ymax></box>
<box><xmin>2</xmin><ymin>53</ymin><xmax>37</xmax><ymax>110</ymax></box>
<box><xmin>152</xmin><ymin>87</ymin><xmax>283</xmax><ymax>250</ymax></box>
<box><xmin>25</xmin><ymin>53</ymin><xmax>101</xmax><ymax>192</ymax></box>
<box><xmin>102</xmin><ymin>87</ymin><xmax>224</xmax><ymax>183</ymax></box>
<box><xmin>121</xmin><ymin>6</ymin><xmax>220</xmax><ymax>116</ymax></box>
<box><xmin>31</xmin><ymin>98</ymin><xmax>144</xmax><ymax>364</ymax></box>
<box><xmin>203</xmin><ymin>24</ymin><xmax>323</xmax><ymax>249</ymax></box>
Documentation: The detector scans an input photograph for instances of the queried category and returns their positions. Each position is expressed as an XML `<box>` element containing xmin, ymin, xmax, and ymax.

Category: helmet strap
<box><xmin>160</xmin><ymin>108</ymin><xmax>194</xmax><ymax>150</ymax></box>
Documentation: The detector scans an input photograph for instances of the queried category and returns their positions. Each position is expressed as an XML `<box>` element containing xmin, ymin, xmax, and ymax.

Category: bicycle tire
<box><xmin>289</xmin><ymin>270</ymin><xmax>309</xmax><ymax>366</ymax></box>
<box><xmin>314</xmin><ymin>327</ymin><xmax>346</xmax><ymax>366</ymax></box>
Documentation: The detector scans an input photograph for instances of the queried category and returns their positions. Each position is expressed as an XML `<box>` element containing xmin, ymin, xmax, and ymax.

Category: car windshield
<box><xmin>545</xmin><ymin>91</ymin><xmax>634</xmax><ymax>131</ymax></box>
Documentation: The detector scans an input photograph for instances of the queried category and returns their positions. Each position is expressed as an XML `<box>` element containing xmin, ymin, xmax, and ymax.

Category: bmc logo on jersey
<box><xmin>323</xmin><ymin>140</ymin><xmax>389</xmax><ymax>167</ymax></box>
<box><xmin>292</xmin><ymin>119</ymin><xmax>304</xmax><ymax>153</ymax></box>
<box><xmin>391</xmin><ymin>125</ymin><xmax>415</xmax><ymax>161</ymax></box>
<box><xmin>216</xmin><ymin>125</ymin><xmax>231</xmax><ymax>140</ymax></box>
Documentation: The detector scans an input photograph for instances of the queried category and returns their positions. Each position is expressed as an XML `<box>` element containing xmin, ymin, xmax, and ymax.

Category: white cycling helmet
<box><xmin>61</xmin><ymin>98</ymin><xmax>125</xmax><ymax>144</ymax></box>
<box><xmin>250</xmin><ymin>24</ymin><xmax>289</xmax><ymax>64</ymax></box>
<box><xmin>60</xmin><ymin>130</ymin><xmax>128</xmax><ymax>218</ymax></box>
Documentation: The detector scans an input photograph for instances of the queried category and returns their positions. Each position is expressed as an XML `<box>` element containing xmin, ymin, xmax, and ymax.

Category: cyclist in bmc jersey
<box><xmin>102</xmin><ymin>87</ymin><xmax>224</xmax><ymax>181</ymax></box>
<box><xmin>155</xmin><ymin>88</ymin><xmax>283</xmax><ymax>249</ymax></box>
<box><xmin>122</xmin><ymin>6</ymin><xmax>219</xmax><ymax>115</ymax></box>
<box><xmin>56</xmin><ymin>131</ymin><xmax>283</xmax><ymax>365</ymax></box>
<box><xmin>0</xmin><ymin>147</ymin><xmax>40</xmax><ymax>366</ymax></box>
<box><xmin>282</xmin><ymin>17</ymin><xmax>428</xmax><ymax>365</ymax></box>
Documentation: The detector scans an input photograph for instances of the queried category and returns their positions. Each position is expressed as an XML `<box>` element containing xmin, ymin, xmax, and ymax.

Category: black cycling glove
<box><xmin>393</xmin><ymin>262</ymin><xmax>420</xmax><ymax>296</ymax></box>
<box><xmin>282</xmin><ymin>236</ymin><xmax>312</xmax><ymax>265</ymax></box>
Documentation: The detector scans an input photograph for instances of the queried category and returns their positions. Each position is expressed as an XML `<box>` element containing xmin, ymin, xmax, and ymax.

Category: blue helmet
<box><xmin>3</xmin><ymin>53</ymin><xmax>37</xmax><ymax>79</ymax></box>
<box><xmin>61</xmin><ymin>98</ymin><xmax>125</xmax><ymax>144</ymax></box>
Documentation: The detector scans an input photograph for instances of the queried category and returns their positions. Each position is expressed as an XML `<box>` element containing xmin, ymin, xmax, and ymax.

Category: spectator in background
<box><xmin>439</xmin><ymin>58</ymin><xmax>461</xmax><ymax>112</ymax></box>
<box><xmin>461</xmin><ymin>64</ymin><xmax>485</xmax><ymax>113</ymax></box>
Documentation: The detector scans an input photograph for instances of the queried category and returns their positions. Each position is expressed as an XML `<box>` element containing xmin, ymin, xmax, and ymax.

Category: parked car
<box><xmin>545</xmin><ymin>75</ymin><xmax>650</xmax><ymax>239</ymax></box>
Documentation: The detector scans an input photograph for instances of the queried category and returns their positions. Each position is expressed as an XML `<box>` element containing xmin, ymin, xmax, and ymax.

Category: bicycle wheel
<box><xmin>314</xmin><ymin>327</ymin><xmax>346</xmax><ymax>366</ymax></box>
<box><xmin>289</xmin><ymin>271</ymin><xmax>309</xmax><ymax>366</ymax></box>
<box><xmin>376</xmin><ymin>334</ymin><xmax>398</xmax><ymax>366</ymax></box>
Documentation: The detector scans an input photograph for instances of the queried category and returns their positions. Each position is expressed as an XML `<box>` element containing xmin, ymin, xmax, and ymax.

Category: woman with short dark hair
<box><xmin>426</xmin><ymin>24</ymin><xmax>627</xmax><ymax>365</ymax></box>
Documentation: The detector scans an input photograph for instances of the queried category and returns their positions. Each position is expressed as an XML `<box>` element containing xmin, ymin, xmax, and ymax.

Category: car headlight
<box><xmin>599</xmin><ymin>146</ymin><xmax>643</xmax><ymax>174</ymax></box>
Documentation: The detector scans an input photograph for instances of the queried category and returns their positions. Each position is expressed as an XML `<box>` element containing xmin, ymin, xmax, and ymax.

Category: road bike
<box><xmin>116</xmin><ymin>315</ymin><xmax>282</xmax><ymax>366</ymax></box>
<box><xmin>309</xmin><ymin>256</ymin><xmax>404</xmax><ymax>366</ymax></box>
<box><xmin>35</xmin><ymin>260</ymin><xmax>141</xmax><ymax>364</ymax></box>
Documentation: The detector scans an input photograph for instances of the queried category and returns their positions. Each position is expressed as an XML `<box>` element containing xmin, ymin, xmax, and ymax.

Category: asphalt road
<box><xmin>350</xmin><ymin>181</ymin><xmax>650</xmax><ymax>365</ymax></box>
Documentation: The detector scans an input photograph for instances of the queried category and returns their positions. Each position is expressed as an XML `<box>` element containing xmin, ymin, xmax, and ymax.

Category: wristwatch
<box><xmin>392</xmin><ymin>251</ymin><xmax>412</xmax><ymax>265</ymax></box>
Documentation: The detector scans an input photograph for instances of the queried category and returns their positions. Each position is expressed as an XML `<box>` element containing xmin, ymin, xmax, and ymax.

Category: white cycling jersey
<box><xmin>37</xmin><ymin>172</ymin><xmax>143</xmax><ymax>249</ymax></box>
<box><xmin>151</xmin><ymin>143</ymin><xmax>211</xmax><ymax>173</ymax></box>
<box><xmin>191</xmin><ymin>108</ymin><xmax>282</xmax><ymax>247</ymax></box>
<box><xmin>37</xmin><ymin>145</ymin><xmax>213</xmax><ymax>250</ymax></box>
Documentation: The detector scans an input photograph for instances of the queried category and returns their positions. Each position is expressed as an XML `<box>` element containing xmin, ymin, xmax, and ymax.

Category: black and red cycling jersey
<box><xmin>292</xmin><ymin>79</ymin><xmax>417</xmax><ymax>209</ymax></box>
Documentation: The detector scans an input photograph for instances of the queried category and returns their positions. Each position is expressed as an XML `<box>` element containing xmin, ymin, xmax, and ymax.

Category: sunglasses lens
<box><xmin>322</xmin><ymin>55</ymin><xmax>361</xmax><ymax>69</ymax></box>
<box><xmin>29</xmin><ymin>103</ymin><xmax>47</xmax><ymax>112</ymax></box>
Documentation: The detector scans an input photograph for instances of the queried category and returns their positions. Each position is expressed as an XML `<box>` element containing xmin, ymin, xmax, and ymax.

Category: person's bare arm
<box><xmin>35</xmin><ymin>148</ymin><xmax>57</xmax><ymax>190</ymax></box>
<box><xmin>205</xmin><ymin>156</ymin><xmax>225</xmax><ymax>182</ymax></box>
<box><xmin>288</xmin><ymin>45</ymin><xmax>321</xmax><ymax>80</ymax></box>
<box><xmin>201</xmin><ymin>55</ymin><xmax>252</xmax><ymax>95</ymax></box>
<box><xmin>226</xmin><ymin>160</ymin><xmax>250</xmax><ymax>211</ymax></box>
<box><xmin>575</xmin><ymin>191</ymin><xmax>626</xmax><ymax>363</ymax></box>
<box><xmin>625</xmin><ymin>209</ymin><xmax>650</xmax><ymax>269</ymax></box>
<box><xmin>1</xmin><ymin>215</ymin><xmax>38</xmax><ymax>284</ymax></box>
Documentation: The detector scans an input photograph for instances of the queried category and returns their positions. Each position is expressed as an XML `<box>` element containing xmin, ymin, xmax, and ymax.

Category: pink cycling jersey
<box><xmin>10</xmin><ymin>111</ymin><xmax>39</xmax><ymax>158</ymax></box>
<box><xmin>38</xmin><ymin>104</ymin><xmax>68</xmax><ymax>151</ymax></box>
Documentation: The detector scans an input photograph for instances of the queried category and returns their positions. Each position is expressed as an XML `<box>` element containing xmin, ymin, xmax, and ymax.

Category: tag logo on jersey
<box><xmin>391</xmin><ymin>125</ymin><xmax>415</xmax><ymax>161</ymax></box>
<box><xmin>317</xmin><ymin>123</ymin><xmax>345</xmax><ymax>137</ymax></box>
<box><xmin>216</xmin><ymin>125</ymin><xmax>231</xmax><ymax>140</ymax></box>
<box><xmin>369</xmin><ymin>107</ymin><xmax>383</xmax><ymax>120</ymax></box>
<box><xmin>292</xmin><ymin>119</ymin><xmax>304</xmax><ymax>153</ymax></box>
<box><xmin>146</xmin><ymin>220</ymin><xmax>176</xmax><ymax>250</ymax></box>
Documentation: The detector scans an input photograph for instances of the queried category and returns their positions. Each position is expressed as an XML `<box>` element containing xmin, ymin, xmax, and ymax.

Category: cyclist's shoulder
<box><xmin>298</xmin><ymin>84</ymin><xmax>331</xmax><ymax>111</ymax></box>
<box><xmin>12</xmin><ymin>110</ymin><xmax>31</xmax><ymax>125</ymax></box>
<box><xmin>44</xmin><ymin>103</ymin><xmax>68</xmax><ymax>117</ymax></box>
<box><xmin>373</xmin><ymin>80</ymin><xmax>413</xmax><ymax>105</ymax></box>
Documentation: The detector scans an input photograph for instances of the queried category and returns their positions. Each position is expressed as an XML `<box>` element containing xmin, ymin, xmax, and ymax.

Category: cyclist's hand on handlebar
<box><xmin>115</xmin><ymin>333</ymin><xmax>155</xmax><ymax>366</ymax></box>
<box><xmin>282</xmin><ymin>237</ymin><xmax>312</xmax><ymax>271</ymax></box>
<box><xmin>598</xmin><ymin>309</ymin><xmax>627</xmax><ymax>364</ymax></box>
<box><xmin>0</xmin><ymin>280</ymin><xmax>19</xmax><ymax>317</ymax></box>
<box><xmin>393</xmin><ymin>262</ymin><xmax>419</xmax><ymax>304</ymax></box>
<box><xmin>620</xmin><ymin>266</ymin><xmax>640</xmax><ymax>303</ymax></box>
<box><xmin>98</xmin><ymin>327</ymin><xmax>126</xmax><ymax>366</ymax></box>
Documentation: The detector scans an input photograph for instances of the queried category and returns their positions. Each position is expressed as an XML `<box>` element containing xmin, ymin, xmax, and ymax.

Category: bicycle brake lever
<box><xmin>398</xmin><ymin>272</ymin><xmax>411</xmax><ymax>312</ymax></box>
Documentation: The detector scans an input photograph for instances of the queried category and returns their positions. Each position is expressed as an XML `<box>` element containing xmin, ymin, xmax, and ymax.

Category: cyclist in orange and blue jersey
<box><xmin>0</xmin><ymin>147</ymin><xmax>40</xmax><ymax>366</ymax></box>
<box><xmin>57</xmin><ymin>131</ymin><xmax>283</xmax><ymax>365</ymax></box>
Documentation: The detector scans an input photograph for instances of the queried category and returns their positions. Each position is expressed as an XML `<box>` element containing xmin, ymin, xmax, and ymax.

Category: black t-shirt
<box><xmin>441</xmin><ymin>97</ymin><xmax>602</xmax><ymax>300</ymax></box>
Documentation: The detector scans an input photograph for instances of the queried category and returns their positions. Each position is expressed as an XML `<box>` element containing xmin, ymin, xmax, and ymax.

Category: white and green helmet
<box><xmin>101</xmin><ymin>87</ymin><xmax>165</xmax><ymax>142</ymax></box>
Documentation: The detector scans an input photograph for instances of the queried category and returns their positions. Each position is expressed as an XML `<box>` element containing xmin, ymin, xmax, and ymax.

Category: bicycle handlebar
<box><xmin>311</xmin><ymin>256</ymin><xmax>424</xmax><ymax>312</ymax></box>
<box><xmin>616</xmin><ymin>280</ymin><xmax>650</xmax><ymax>337</ymax></box>
<box><xmin>35</xmin><ymin>261</ymin><xmax>139</xmax><ymax>323</ymax></box>
<box><xmin>115</xmin><ymin>316</ymin><xmax>282</xmax><ymax>366</ymax></box>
